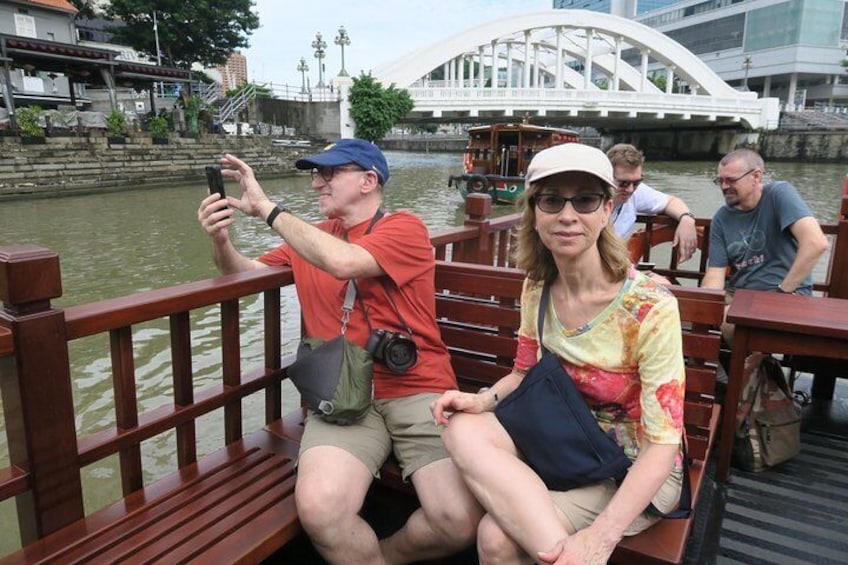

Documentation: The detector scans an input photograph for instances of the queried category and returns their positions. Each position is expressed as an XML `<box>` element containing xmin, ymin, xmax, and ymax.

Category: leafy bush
<box><xmin>148</xmin><ymin>115</ymin><xmax>169</xmax><ymax>138</ymax></box>
<box><xmin>16</xmin><ymin>106</ymin><xmax>44</xmax><ymax>137</ymax></box>
<box><xmin>183</xmin><ymin>95</ymin><xmax>206</xmax><ymax>134</ymax></box>
<box><xmin>348</xmin><ymin>73</ymin><xmax>413</xmax><ymax>142</ymax></box>
<box><xmin>106</xmin><ymin>110</ymin><xmax>127</xmax><ymax>137</ymax></box>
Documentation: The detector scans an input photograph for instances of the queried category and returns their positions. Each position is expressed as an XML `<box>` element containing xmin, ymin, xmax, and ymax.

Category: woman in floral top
<box><xmin>431</xmin><ymin>143</ymin><xmax>685</xmax><ymax>565</ymax></box>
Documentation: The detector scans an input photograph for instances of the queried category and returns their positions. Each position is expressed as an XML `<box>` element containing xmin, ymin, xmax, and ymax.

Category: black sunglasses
<box><xmin>533</xmin><ymin>193</ymin><xmax>606</xmax><ymax>214</ymax></box>
<box><xmin>616</xmin><ymin>178</ymin><xmax>642</xmax><ymax>189</ymax></box>
<box><xmin>310</xmin><ymin>165</ymin><xmax>366</xmax><ymax>182</ymax></box>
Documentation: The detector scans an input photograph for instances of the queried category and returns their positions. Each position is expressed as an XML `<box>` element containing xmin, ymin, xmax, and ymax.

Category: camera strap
<box><xmin>339</xmin><ymin>209</ymin><xmax>385</xmax><ymax>335</ymax></box>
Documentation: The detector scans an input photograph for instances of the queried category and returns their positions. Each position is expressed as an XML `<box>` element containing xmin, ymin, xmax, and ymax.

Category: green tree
<box><xmin>648</xmin><ymin>74</ymin><xmax>667</xmax><ymax>91</ymax></box>
<box><xmin>348</xmin><ymin>73</ymin><xmax>414</xmax><ymax>142</ymax></box>
<box><xmin>104</xmin><ymin>0</ymin><xmax>259</xmax><ymax>68</ymax></box>
<box><xmin>68</xmin><ymin>0</ymin><xmax>97</xmax><ymax>18</ymax></box>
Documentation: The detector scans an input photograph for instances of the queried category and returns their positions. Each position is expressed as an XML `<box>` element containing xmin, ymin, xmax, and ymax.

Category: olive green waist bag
<box><xmin>288</xmin><ymin>332</ymin><xmax>373</xmax><ymax>426</ymax></box>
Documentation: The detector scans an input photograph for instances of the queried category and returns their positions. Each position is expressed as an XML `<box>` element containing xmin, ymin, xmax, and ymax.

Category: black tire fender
<box><xmin>467</xmin><ymin>174</ymin><xmax>489</xmax><ymax>193</ymax></box>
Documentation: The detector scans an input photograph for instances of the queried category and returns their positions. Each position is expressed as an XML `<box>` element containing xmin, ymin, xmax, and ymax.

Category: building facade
<box><xmin>216</xmin><ymin>51</ymin><xmax>248</xmax><ymax>94</ymax></box>
<box><xmin>554</xmin><ymin>0</ymin><xmax>848</xmax><ymax>108</ymax></box>
<box><xmin>552</xmin><ymin>0</ymin><xmax>680</xmax><ymax>16</ymax></box>
<box><xmin>0</xmin><ymin>0</ymin><xmax>191</xmax><ymax>126</ymax></box>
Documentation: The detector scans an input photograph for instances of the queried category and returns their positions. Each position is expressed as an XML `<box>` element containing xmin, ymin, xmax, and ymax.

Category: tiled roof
<box><xmin>22</xmin><ymin>0</ymin><xmax>78</xmax><ymax>14</ymax></box>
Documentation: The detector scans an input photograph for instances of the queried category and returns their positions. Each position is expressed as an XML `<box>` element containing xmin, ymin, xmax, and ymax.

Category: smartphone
<box><xmin>205</xmin><ymin>165</ymin><xmax>227</xmax><ymax>207</ymax></box>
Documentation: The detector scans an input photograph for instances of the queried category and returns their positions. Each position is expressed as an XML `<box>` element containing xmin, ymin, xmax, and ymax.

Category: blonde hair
<box><xmin>513</xmin><ymin>173</ymin><xmax>631</xmax><ymax>283</ymax></box>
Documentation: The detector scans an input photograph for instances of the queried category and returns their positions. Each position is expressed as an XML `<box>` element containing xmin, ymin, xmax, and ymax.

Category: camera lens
<box><xmin>385</xmin><ymin>338</ymin><xmax>417</xmax><ymax>373</ymax></box>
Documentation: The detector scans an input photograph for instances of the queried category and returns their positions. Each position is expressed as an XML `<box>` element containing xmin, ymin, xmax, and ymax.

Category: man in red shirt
<box><xmin>197</xmin><ymin>139</ymin><xmax>481</xmax><ymax>564</ymax></box>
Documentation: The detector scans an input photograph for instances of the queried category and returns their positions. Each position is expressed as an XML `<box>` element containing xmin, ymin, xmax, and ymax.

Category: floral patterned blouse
<box><xmin>513</xmin><ymin>268</ymin><xmax>685</xmax><ymax>468</ymax></box>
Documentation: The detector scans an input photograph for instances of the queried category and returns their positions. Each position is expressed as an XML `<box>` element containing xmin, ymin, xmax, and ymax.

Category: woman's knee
<box><xmin>441</xmin><ymin>412</ymin><xmax>492</xmax><ymax>468</ymax></box>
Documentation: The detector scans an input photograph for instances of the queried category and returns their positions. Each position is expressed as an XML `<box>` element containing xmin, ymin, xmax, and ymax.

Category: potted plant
<box><xmin>16</xmin><ymin>105</ymin><xmax>46</xmax><ymax>144</ymax></box>
<box><xmin>148</xmin><ymin>115</ymin><xmax>169</xmax><ymax>144</ymax></box>
<box><xmin>106</xmin><ymin>110</ymin><xmax>127</xmax><ymax>144</ymax></box>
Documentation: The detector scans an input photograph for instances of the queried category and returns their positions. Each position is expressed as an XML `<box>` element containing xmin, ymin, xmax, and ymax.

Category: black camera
<box><xmin>366</xmin><ymin>329</ymin><xmax>418</xmax><ymax>373</ymax></box>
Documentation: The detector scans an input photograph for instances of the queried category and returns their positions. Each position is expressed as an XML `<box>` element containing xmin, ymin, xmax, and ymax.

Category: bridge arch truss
<box><xmin>372</xmin><ymin>10</ymin><xmax>778</xmax><ymax>130</ymax></box>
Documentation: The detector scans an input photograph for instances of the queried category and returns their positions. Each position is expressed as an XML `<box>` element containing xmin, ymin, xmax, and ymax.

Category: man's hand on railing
<box><xmin>673</xmin><ymin>215</ymin><xmax>698</xmax><ymax>263</ymax></box>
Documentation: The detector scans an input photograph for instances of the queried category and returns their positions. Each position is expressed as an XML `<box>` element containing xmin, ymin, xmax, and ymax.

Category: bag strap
<box><xmin>339</xmin><ymin>209</ymin><xmax>385</xmax><ymax>335</ymax></box>
<box><xmin>538</xmin><ymin>281</ymin><xmax>691</xmax><ymax>520</ymax></box>
<box><xmin>537</xmin><ymin>282</ymin><xmax>550</xmax><ymax>351</ymax></box>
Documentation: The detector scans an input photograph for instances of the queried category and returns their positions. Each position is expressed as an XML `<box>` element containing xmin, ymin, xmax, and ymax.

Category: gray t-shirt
<box><xmin>708</xmin><ymin>181</ymin><xmax>814</xmax><ymax>294</ymax></box>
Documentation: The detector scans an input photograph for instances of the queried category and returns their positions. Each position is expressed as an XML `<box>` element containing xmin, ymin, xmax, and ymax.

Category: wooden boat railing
<box><xmin>1</xmin><ymin>191</ymin><xmax>845</xmax><ymax>555</ymax></box>
<box><xmin>0</xmin><ymin>194</ymin><xmax>519</xmax><ymax>553</ymax></box>
<box><xmin>627</xmin><ymin>193</ymin><xmax>848</xmax><ymax>298</ymax></box>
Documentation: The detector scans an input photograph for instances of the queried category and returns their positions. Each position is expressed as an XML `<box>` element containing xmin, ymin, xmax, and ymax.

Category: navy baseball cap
<box><xmin>295</xmin><ymin>138</ymin><xmax>390</xmax><ymax>185</ymax></box>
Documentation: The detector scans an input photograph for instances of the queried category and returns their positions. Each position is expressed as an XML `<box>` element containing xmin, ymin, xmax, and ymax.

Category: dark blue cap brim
<box><xmin>295</xmin><ymin>151</ymin><xmax>387</xmax><ymax>184</ymax></box>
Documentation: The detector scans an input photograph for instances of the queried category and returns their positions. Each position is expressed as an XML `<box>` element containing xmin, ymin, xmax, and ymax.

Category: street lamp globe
<box><xmin>335</xmin><ymin>26</ymin><xmax>351</xmax><ymax>77</ymax></box>
<box><xmin>312</xmin><ymin>32</ymin><xmax>327</xmax><ymax>88</ymax></box>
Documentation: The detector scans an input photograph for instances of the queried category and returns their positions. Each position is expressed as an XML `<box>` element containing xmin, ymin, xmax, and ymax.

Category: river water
<box><xmin>0</xmin><ymin>152</ymin><xmax>844</xmax><ymax>552</ymax></box>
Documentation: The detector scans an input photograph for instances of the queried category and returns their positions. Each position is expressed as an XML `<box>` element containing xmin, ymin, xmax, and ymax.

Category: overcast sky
<box><xmin>242</xmin><ymin>0</ymin><xmax>551</xmax><ymax>91</ymax></box>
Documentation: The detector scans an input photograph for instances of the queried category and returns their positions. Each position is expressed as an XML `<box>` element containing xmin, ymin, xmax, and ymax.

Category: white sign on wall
<box><xmin>22</xmin><ymin>76</ymin><xmax>45</xmax><ymax>93</ymax></box>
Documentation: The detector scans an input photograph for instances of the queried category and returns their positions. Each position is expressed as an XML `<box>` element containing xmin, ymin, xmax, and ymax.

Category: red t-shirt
<box><xmin>257</xmin><ymin>212</ymin><xmax>457</xmax><ymax>399</ymax></box>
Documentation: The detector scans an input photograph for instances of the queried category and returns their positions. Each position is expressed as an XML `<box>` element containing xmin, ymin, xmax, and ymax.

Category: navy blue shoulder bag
<box><xmin>494</xmin><ymin>282</ymin><xmax>691</xmax><ymax>518</ymax></box>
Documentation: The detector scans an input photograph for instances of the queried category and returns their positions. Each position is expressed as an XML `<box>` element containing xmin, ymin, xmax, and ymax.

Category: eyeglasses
<box><xmin>533</xmin><ymin>193</ymin><xmax>606</xmax><ymax>214</ymax></box>
<box><xmin>310</xmin><ymin>165</ymin><xmax>366</xmax><ymax>182</ymax></box>
<box><xmin>615</xmin><ymin>178</ymin><xmax>642</xmax><ymax>189</ymax></box>
<box><xmin>713</xmin><ymin>168</ymin><xmax>755</xmax><ymax>187</ymax></box>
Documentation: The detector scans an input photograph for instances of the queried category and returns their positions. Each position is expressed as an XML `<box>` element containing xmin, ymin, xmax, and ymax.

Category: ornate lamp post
<box><xmin>312</xmin><ymin>32</ymin><xmax>327</xmax><ymax>88</ymax></box>
<box><xmin>297</xmin><ymin>57</ymin><xmax>310</xmax><ymax>94</ymax></box>
<box><xmin>335</xmin><ymin>26</ymin><xmax>351</xmax><ymax>77</ymax></box>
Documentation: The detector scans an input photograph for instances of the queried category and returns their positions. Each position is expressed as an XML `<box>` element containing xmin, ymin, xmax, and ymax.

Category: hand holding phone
<box><xmin>205</xmin><ymin>165</ymin><xmax>227</xmax><ymax>208</ymax></box>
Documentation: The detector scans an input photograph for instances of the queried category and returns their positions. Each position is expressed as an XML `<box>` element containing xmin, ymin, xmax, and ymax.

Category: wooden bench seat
<box><xmin>272</xmin><ymin>261</ymin><xmax>726</xmax><ymax>565</ymax></box>
<box><xmin>0</xmin><ymin>429</ymin><xmax>302</xmax><ymax>565</ymax></box>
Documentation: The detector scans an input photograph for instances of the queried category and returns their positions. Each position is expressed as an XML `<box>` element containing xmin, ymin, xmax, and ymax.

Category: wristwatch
<box><xmin>478</xmin><ymin>386</ymin><xmax>499</xmax><ymax>408</ymax></box>
<box><xmin>265</xmin><ymin>204</ymin><xmax>290</xmax><ymax>228</ymax></box>
<box><xmin>678</xmin><ymin>211</ymin><xmax>696</xmax><ymax>222</ymax></box>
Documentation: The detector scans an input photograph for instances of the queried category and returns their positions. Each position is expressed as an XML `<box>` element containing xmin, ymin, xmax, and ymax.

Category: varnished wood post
<box><xmin>0</xmin><ymin>245</ymin><xmax>84</xmax><ymax>542</ymax></box>
<box><xmin>458</xmin><ymin>194</ymin><xmax>493</xmax><ymax>264</ymax></box>
<box><xmin>827</xmin><ymin>220</ymin><xmax>848</xmax><ymax>299</ymax></box>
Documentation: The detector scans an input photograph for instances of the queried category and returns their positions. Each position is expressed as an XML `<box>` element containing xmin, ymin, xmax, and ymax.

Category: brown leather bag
<box><xmin>733</xmin><ymin>355</ymin><xmax>801</xmax><ymax>472</ymax></box>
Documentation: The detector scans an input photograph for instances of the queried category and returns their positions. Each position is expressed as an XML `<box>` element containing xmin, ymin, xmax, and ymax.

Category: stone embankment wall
<box><xmin>760</xmin><ymin>131</ymin><xmax>848</xmax><ymax>162</ymax></box>
<box><xmin>0</xmin><ymin>135</ymin><xmax>319</xmax><ymax>200</ymax></box>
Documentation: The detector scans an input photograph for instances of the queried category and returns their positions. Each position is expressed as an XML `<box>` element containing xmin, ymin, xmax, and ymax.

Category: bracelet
<box><xmin>678</xmin><ymin>211</ymin><xmax>696</xmax><ymax>222</ymax></box>
<box><xmin>478</xmin><ymin>387</ymin><xmax>499</xmax><ymax>408</ymax></box>
<box><xmin>265</xmin><ymin>205</ymin><xmax>288</xmax><ymax>228</ymax></box>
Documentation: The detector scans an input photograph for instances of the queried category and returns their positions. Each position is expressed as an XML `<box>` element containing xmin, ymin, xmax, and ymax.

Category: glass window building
<box><xmin>554</xmin><ymin>0</ymin><xmax>848</xmax><ymax>108</ymax></box>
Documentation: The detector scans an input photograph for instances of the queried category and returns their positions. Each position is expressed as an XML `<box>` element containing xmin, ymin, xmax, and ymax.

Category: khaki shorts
<box><xmin>299</xmin><ymin>392</ymin><xmax>447</xmax><ymax>481</ymax></box>
<box><xmin>551</xmin><ymin>467</ymin><xmax>684</xmax><ymax>536</ymax></box>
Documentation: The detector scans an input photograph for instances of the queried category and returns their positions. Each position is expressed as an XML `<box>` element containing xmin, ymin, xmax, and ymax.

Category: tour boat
<box><xmin>448</xmin><ymin>123</ymin><xmax>580</xmax><ymax>204</ymax></box>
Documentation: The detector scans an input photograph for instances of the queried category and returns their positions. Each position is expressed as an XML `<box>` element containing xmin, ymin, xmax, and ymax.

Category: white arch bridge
<box><xmin>370</xmin><ymin>10</ymin><xmax>779</xmax><ymax>131</ymax></box>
